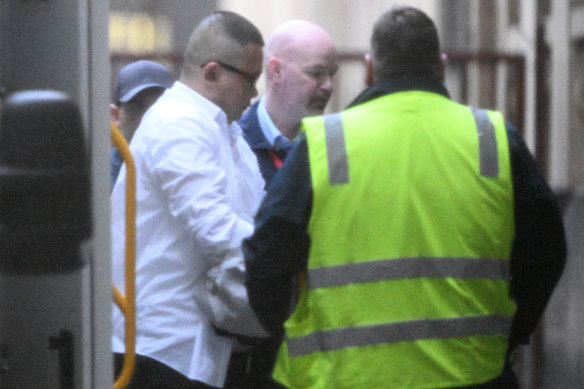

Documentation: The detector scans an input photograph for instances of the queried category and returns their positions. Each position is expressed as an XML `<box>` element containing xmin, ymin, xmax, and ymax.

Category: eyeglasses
<box><xmin>215</xmin><ymin>61</ymin><xmax>260</xmax><ymax>86</ymax></box>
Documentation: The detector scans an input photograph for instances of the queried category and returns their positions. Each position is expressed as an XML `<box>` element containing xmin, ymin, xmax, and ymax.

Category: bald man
<box><xmin>239</xmin><ymin>20</ymin><xmax>338</xmax><ymax>185</ymax></box>
<box><xmin>238</xmin><ymin>20</ymin><xmax>337</xmax><ymax>389</ymax></box>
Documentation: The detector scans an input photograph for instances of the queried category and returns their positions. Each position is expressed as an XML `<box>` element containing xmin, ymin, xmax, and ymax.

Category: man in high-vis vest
<box><xmin>243</xmin><ymin>5</ymin><xmax>566</xmax><ymax>389</ymax></box>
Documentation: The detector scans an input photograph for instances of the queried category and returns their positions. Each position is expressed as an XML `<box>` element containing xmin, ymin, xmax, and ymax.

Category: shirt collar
<box><xmin>173</xmin><ymin>81</ymin><xmax>240</xmax><ymax>145</ymax></box>
<box><xmin>257</xmin><ymin>95</ymin><xmax>282</xmax><ymax>146</ymax></box>
<box><xmin>173</xmin><ymin>81</ymin><xmax>223</xmax><ymax>119</ymax></box>
<box><xmin>228</xmin><ymin>121</ymin><xmax>243</xmax><ymax>146</ymax></box>
<box><xmin>347</xmin><ymin>71</ymin><xmax>450</xmax><ymax>108</ymax></box>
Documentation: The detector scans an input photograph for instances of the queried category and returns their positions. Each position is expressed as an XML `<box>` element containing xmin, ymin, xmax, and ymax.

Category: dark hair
<box><xmin>213</xmin><ymin>11</ymin><xmax>264</xmax><ymax>47</ymax></box>
<box><xmin>182</xmin><ymin>11</ymin><xmax>264</xmax><ymax>78</ymax></box>
<box><xmin>371</xmin><ymin>6</ymin><xmax>440</xmax><ymax>78</ymax></box>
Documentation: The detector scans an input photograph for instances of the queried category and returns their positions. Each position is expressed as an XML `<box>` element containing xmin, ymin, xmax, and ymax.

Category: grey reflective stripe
<box><xmin>471</xmin><ymin>108</ymin><xmax>499</xmax><ymax>177</ymax></box>
<box><xmin>287</xmin><ymin>314</ymin><xmax>512</xmax><ymax>357</ymax></box>
<box><xmin>324</xmin><ymin>113</ymin><xmax>349</xmax><ymax>185</ymax></box>
<box><xmin>308</xmin><ymin>257</ymin><xmax>510</xmax><ymax>290</ymax></box>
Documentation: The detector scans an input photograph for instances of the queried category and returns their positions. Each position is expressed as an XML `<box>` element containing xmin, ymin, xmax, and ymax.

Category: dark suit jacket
<box><xmin>238</xmin><ymin>101</ymin><xmax>288</xmax><ymax>387</ymax></box>
<box><xmin>239</xmin><ymin>101</ymin><xmax>286</xmax><ymax>186</ymax></box>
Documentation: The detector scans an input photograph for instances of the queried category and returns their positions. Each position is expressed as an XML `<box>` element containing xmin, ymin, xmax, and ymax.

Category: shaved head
<box><xmin>262</xmin><ymin>20</ymin><xmax>338</xmax><ymax>139</ymax></box>
<box><xmin>265</xmin><ymin>20</ymin><xmax>335</xmax><ymax>67</ymax></box>
<box><xmin>180</xmin><ymin>11</ymin><xmax>264</xmax><ymax>123</ymax></box>
<box><xmin>181</xmin><ymin>11</ymin><xmax>264</xmax><ymax>79</ymax></box>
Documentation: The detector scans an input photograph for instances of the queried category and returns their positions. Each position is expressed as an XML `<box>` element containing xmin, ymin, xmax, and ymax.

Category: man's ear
<box><xmin>267</xmin><ymin>57</ymin><xmax>281</xmax><ymax>81</ymax></box>
<box><xmin>110</xmin><ymin>103</ymin><xmax>121</xmax><ymax>126</ymax></box>
<box><xmin>434</xmin><ymin>53</ymin><xmax>447</xmax><ymax>83</ymax></box>
<box><xmin>365</xmin><ymin>53</ymin><xmax>374</xmax><ymax>86</ymax></box>
<box><xmin>201</xmin><ymin>62</ymin><xmax>220</xmax><ymax>83</ymax></box>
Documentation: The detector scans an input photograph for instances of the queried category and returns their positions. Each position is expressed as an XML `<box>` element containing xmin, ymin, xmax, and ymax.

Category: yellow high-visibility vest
<box><xmin>273</xmin><ymin>91</ymin><xmax>516</xmax><ymax>389</ymax></box>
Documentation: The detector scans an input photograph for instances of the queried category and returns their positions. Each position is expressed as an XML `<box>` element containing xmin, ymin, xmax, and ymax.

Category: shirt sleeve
<box><xmin>506</xmin><ymin>124</ymin><xmax>567</xmax><ymax>352</ymax></box>
<box><xmin>243</xmin><ymin>135</ymin><xmax>313</xmax><ymax>335</ymax></box>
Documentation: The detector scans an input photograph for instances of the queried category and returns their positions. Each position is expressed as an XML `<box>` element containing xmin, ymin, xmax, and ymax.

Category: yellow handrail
<box><xmin>111</xmin><ymin>123</ymin><xmax>136</xmax><ymax>389</ymax></box>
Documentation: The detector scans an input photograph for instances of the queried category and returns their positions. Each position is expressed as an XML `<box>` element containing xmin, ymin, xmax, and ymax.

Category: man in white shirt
<box><xmin>111</xmin><ymin>11</ymin><xmax>267</xmax><ymax>389</ymax></box>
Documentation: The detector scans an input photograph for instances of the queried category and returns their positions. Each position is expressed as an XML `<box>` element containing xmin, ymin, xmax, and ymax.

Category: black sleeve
<box><xmin>507</xmin><ymin>125</ymin><xmax>567</xmax><ymax>352</ymax></box>
<box><xmin>243</xmin><ymin>135</ymin><xmax>312</xmax><ymax>335</ymax></box>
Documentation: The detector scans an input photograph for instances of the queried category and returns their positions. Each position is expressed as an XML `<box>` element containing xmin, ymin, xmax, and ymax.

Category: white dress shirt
<box><xmin>111</xmin><ymin>81</ymin><xmax>266</xmax><ymax>387</ymax></box>
<box><xmin>257</xmin><ymin>95</ymin><xmax>281</xmax><ymax>145</ymax></box>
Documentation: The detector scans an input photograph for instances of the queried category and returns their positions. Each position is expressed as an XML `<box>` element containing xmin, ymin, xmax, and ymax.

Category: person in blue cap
<box><xmin>110</xmin><ymin>60</ymin><xmax>174</xmax><ymax>187</ymax></box>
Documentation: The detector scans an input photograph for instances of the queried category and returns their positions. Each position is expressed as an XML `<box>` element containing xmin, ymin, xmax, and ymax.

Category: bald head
<box><xmin>263</xmin><ymin>20</ymin><xmax>338</xmax><ymax>139</ymax></box>
<box><xmin>265</xmin><ymin>20</ymin><xmax>334</xmax><ymax>66</ymax></box>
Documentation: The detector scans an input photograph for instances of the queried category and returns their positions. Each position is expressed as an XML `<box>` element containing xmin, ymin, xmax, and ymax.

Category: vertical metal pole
<box><xmin>548</xmin><ymin>0</ymin><xmax>570</xmax><ymax>188</ymax></box>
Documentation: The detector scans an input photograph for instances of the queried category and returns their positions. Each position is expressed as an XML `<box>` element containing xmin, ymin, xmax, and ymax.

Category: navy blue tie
<box><xmin>273</xmin><ymin>135</ymin><xmax>291</xmax><ymax>159</ymax></box>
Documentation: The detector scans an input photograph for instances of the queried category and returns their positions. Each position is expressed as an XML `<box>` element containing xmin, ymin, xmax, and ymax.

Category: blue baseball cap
<box><xmin>114</xmin><ymin>60</ymin><xmax>174</xmax><ymax>103</ymax></box>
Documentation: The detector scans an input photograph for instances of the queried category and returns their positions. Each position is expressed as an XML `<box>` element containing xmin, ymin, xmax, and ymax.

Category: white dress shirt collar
<box><xmin>174</xmin><ymin>81</ymin><xmax>223</xmax><ymax>119</ymax></box>
<box><xmin>257</xmin><ymin>95</ymin><xmax>282</xmax><ymax>146</ymax></box>
<box><xmin>173</xmin><ymin>81</ymin><xmax>242</xmax><ymax>145</ymax></box>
